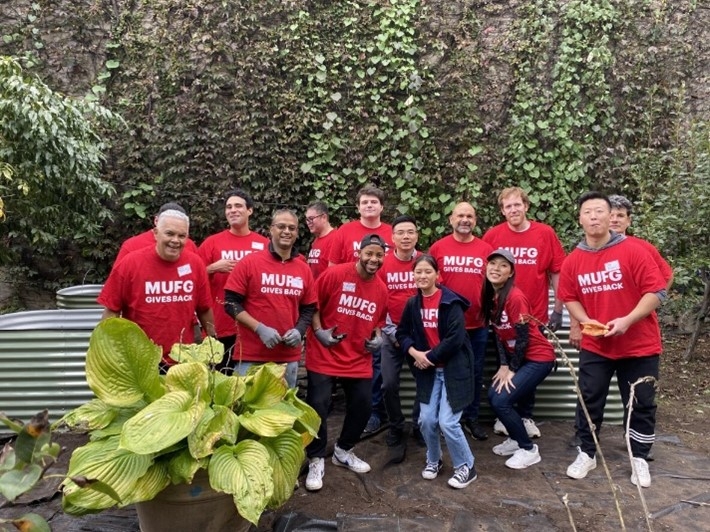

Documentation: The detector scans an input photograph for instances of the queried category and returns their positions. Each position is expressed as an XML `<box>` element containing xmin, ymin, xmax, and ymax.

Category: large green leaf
<box><xmin>62</xmin><ymin>437</ymin><xmax>152</xmax><ymax>514</ymax></box>
<box><xmin>261</xmin><ymin>430</ymin><xmax>305</xmax><ymax>508</ymax></box>
<box><xmin>208</xmin><ymin>442</ymin><xmax>273</xmax><ymax>526</ymax></box>
<box><xmin>60</xmin><ymin>399</ymin><xmax>120</xmax><ymax>431</ymax></box>
<box><xmin>212</xmin><ymin>373</ymin><xmax>246</xmax><ymax>407</ymax></box>
<box><xmin>238</xmin><ymin>403</ymin><xmax>301</xmax><ymax>438</ymax></box>
<box><xmin>8</xmin><ymin>513</ymin><xmax>51</xmax><ymax>532</ymax></box>
<box><xmin>188</xmin><ymin>406</ymin><xmax>239</xmax><ymax>459</ymax></box>
<box><xmin>167</xmin><ymin>448</ymin><xmax>206</xmax><ymax>484</ymax></box>
<box><xmin>120</xmin><ymin>391</ymin><xmax>204</xmax><ymax>455</ymax></box>
<box><xmin>122</xmin><ymin>461</ymin><xmax>170</xmax><ymax>505</ymax></box>
<box><xmin>86</xmin><ymin>318</ymin><xmax>164</xmax><ymax>406</ymax></box>
<box><xmin>284</xmin><ymin>388</ymin><xmax>321</xmax><ymax>447</ymax></box>
<box><xmin>165</xmin><ymin>362</ymin><xmax>210</xmax><ymax>401</ymax></box>
<box><xmin>0</xmin><ymin>464</ymin><xmax>42</xmax><ymax>501</ymax></box>
<box><xmin>241</xmin><ymin>365</ymin><xmax>288</xmax><ymax>410</ymax></box>
<box><xmin>168</xmin><ymin>336</ymin><xmax>224</xmax><ymax>365</ymax></box>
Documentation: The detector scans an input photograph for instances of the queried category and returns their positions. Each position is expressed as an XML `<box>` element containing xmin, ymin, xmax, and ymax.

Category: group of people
<box><xmin>97</xmin><ymin>184</ymin><xmax>671</xmax><ymax>493</ymax></box>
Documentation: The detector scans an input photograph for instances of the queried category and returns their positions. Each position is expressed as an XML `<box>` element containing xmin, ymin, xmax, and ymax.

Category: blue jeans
<box><xmin>234</xmin><ymin>360</ymin><xmax>299</xmax><ymax>388</ymax></box>
<box><xmin>370</xmin><ymin>347</ymin><xmax>385</xmax><ymax>419</ymax></box>
<box><xmin>419</xmin><ymin>368</ymin><xmax>474</xmax><ymax>469</ymax></box>
<box><xmin>462</xmin><ymin>327</ymin><xmax>489</xmax><ymax>421</ymax></box>
<box><xmin>488</xmin><ymin>360</ymin><xmax>554</xmax><ymax>450</ymax></box>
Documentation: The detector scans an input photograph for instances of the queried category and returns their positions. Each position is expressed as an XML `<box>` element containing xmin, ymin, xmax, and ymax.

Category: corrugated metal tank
<box><xmin>0</xmin><ymin>309</ymin><xmax>101</xmax><ymax>423</ymax></box>
<box><xmin>398</xmin><ymin>295</ymin><xmax>624</xmax><ymax>424</ymax></box>
<box><xmin>56</xmin><ymin>284</ymin><xmax>103</xmax><ymax>309</ymax></box>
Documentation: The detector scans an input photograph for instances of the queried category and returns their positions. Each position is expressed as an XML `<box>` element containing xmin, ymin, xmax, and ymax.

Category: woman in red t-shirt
<box><xmin>483</xmin><ymin>249</ymin><xmax>556</xmax><ymax>470</ymax></box>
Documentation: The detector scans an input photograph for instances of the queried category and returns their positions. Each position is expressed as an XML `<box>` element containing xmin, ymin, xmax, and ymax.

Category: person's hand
<box><xmin>410</xmin><ymin>348</ymin><xmax>433</xmax><ymax>370</ymax></box>
<box><xmin>605</xmin><ymin>316</ymin><xmax>634</xmax><ymax>337</ymax></box>
<box><xmin>282</xmin><ymin>328</ymin><xmax>302</xmax><ymax>347</ymax></box>
<box><xmin>491</xmin><ymin>366</ymin><xmax>516</xmax><ymax>394</ymax></box>
<box><xmin>547</xmin><ymin>310</ymin><xmax>563</xmax><ymax>332</ymax></box>
<box><xmin>212</xmin><ymin>259</ymin><xmax>237</xmax><ymax>273</ymax></box>
<box><xmin>255</xmin><ymin>323</ymin><xmax>281</xmax><ymax>348</ymax></box>
<box><xmin>569</xmin><ymin>324</ymin><xmax>582</xmax><ymax>350</ymax></box>
<box><xmin>364</xmin><ymin>332</ymin><xmax>383</xmax><ymax>353</ymax></box>
<box><xmin>315</xmin><ymin>326</ymin><xmax>346</xmax><ymax>347</ymax></box>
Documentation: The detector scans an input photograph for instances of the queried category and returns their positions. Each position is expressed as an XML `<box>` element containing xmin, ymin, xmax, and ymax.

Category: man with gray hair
<box><xmin>99</xmin><ymin>209</ymin><xmax>215</xmax><ymax>369</ymax></box>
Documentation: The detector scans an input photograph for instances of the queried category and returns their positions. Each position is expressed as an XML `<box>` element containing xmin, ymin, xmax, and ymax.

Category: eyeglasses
<box><xmin>272</xmin><ymin>223</ymin><xmax>298</xmax><ymax>232</ymax></box>
<box><xmin>393</xmin><ymin>230</ymin><xmax>417</xmax><ymax>236</ymax></box>
<box><xmin>305</xmin><ymin>214</ymin><xmax>325</xmax><ymax>224</ymax></box>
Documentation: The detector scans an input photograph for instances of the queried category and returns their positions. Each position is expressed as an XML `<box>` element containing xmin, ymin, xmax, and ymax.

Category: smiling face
<box><xmin>413</xmin><ymin>260</ymin><xmax>438</xmax><ymax>294</ymax></box>
<box><xmin>610</xmin><ymin>207</ymin><xmax>631</xmax><ymax>234</ymax></box>
<box><xmin>449</xmin><ymin>203</ymin><xmax>477</xmax><ymax>242</ymax></box>
<box><xmin>392</xmin><ymin>221</ymin><xmax>418</xmax><ymax>255</ymax></box>
<box><xmin>579</xmin><ymin>198</ymin><xmax>611</xmax><ymax>239</ymax></box>
<box><xmin>305</xmin><ymin>207</ymin><xmax>327</xmax><ymax>235</ymax></box>
<box><xmin>154</xmin><ymin>216</ymin><xmax>188</xmax><ymax>262</ymax></box>
<box><xmin>486</xmin><ymin>256</ymin><xmax>514</xmax><ymax>289</ymax></box>
<box><xmin>357</xmin><ymin>244</ymin><xmax>385</xmax><ymax>279</ymax></box>
<box><xmin>225</xmin><ymin>195</ymin><xmax>253</xmax><ymax>232</ymax></box>
<box><xmin>357</xmin><ymin>194</ymin><xmax>384</xmax><ymax>223</ymax></box>
<box><xmin>270</xmin><ymin>212</ymin><xmax>298</xmax><ymax>252</ymax></box>
<box><xmin>500</xmin><ymin>192</ymin><xmax>530</xmax><ymax>230</ymax></box>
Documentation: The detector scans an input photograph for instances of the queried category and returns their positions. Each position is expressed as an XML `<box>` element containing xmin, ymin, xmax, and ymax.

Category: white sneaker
<box><xmin>523</xmin><ymin>418</ymin><xmax>541</xmax><ymax>438</ymax></box>
<box><xmin>505</xmin><ymin>445</ymin><xmax>541</xmax><ymax>469</ymax></box>
<box><xmin>493</xmin><ymin>418</ymin><xmax>508</xmax><ymax>436</ymax></box>
<box><xmin>630</xmin><ymin>457</ymin><xmax>651</xmax><ymax>488</ymax></box>
<box><xmin>567</xmin><ymin>447</ymin><xmax>597</xmax><ymax>479</ymax></box>
<box><xmin>421</xmin><ymin>459</ymin><xmax>443</xmax><ymax>480</ymax></box>
<box><xmin>332</xmin><ymin>444</ymin><xmax>371</xmax><ymax>473</ymax></box>
<box><xmin>492</xmin><ymin>438</ymin><xmax>520</xmax><ymax>456</ymax></box>
<box><xmin>305</xmin><ymin>457</ymin><xmax>324</xmax><ymax>491</ymax></box>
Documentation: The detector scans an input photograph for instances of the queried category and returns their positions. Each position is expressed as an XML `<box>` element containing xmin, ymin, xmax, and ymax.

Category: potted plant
<box><xmin>59</xmin><ymin>317</ymin><xmax>320</xmax><ymax>530</ymax></box>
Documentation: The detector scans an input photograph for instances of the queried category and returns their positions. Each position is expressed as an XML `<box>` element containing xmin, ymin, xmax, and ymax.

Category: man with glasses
<box><xmin>223</xmin><ymin>209</ymin><xmax>317</xmax><ymax>387</ymax></box>
<box><xmin>198</xmin><ymin>189</ymin><xmax>268</xmax><ymax>371</ymax></box>
<box><xmin>305</xmin><ymin>201</ymin><xmax>336</xmax><ymax>279</ymax></box>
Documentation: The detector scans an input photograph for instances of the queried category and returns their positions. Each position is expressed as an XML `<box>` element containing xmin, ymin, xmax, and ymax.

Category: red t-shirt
<box><xmin>428</xmin><ymin>235</ymin><xmax>493</xmax><ymax>329</ymax></box>
<box><xmin>327</xmin><ymin>220</ymin><xmax>393</xmax><ymax>265</ymax></box>
<box><xmin>223</xmin><ymin>250</ymin><xmax>316</xmax><ymax>363</ymax></box>
<box><xmin>626</xmin><ymin>235</ymin><xmax>673</xmax><ymax>284</ymax></box>
<box><xmin>421</xmin><ymin>289</ymin><xmax>442</xmax><ymax>351</ymax></box>
<box><xmin>197</xmin><ymin>230</ymin><xmax>269</xmax><ymax>338</ymax></box>
<box><xmin>558</xmin><ymin>238</ymin><xmax>666</xmax><ymax>359</ymax></box>
<box><xmin>307</xmin><ymin>230</ymin><xmax>337</xmax><ymax>279</ymax></box>
<box><xmin>98</xmin><ymin>246</ymin><xmax>212</xmax><ymax>362</ymax></box>
<box><xmin>377</xmin><ymin>251</ymin><xmax>418</xmax><ymax>324</ymax></box>
<box><xmin>114</xmin><ymin>229</ymin><xmax>198</xmax><ymax>266</ymax></box>
<box><xmin>483</xmin><ymin>221</ymin><xmax>566</xmax><ymax>323</ymax></box>
<box><xmin>305</xmin><ymin>263</ymin><xmax>388</xmax><ymax>378</ymax></box>
<box><xmin>491</xmin><ymin>287</ymin><xmax>555</xmax><ymax>363</ymax></box>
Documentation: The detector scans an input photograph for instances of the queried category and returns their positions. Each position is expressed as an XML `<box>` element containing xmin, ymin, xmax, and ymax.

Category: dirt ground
<box><xmin>1</xmin><ymin>330</ymin><xmax>708</xmax><ymax>531</ymax></box>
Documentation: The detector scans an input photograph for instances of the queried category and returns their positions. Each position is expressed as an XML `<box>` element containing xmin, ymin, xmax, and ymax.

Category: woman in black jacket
<box><xmin>396</xmin><ymin>255</ymin><xmax>478</xmax><ymax>489</ymax></box>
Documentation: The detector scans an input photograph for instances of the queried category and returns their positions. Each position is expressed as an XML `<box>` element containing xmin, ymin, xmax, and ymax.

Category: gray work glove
<box><xmin>382</xmin><ymin>323</ymin><xmax>398</xmax><ymax>345</ymax></box>
<box><xmin>282</xmin><ymin>328</ymin><xmax>302</xmax><ymax>347</ymax></box>
<box><xmin>314</xmin><ymin>326</ymin><xmax>346</xmax><ymax>348</ymax></box>
<box><xmin>255</xmin><ymin>323</ymin><xmax>282</xmax><ymax>348</ymax></box>
<box><xmin>547</xmin><ymin>310</ymin><xmax>563</xmax><ymax>332</ymax></box>
<box><xmin>364</xmin><ymin>333</ymin><xmax>383</xmax><ymax>353</ymax></box>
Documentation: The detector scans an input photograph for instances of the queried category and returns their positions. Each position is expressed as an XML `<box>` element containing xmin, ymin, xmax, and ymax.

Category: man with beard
<box><xmin>223</xmin><ymin>209</ymin><xmax>316</xmax><ymax>387</ymax></box>
<box><xmin>428</xmin><ymin>202</ymin><xmax>493</xmax><ymax>441</ymax></box>
<box><xmin>304</xmin><ymin>234</ymin><xmax>389</xmax><ymax>492</ymax></box>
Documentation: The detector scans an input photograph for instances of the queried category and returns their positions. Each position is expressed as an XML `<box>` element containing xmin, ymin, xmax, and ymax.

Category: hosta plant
<box><xmin>59</xmin><ymin>317</ymin><xmax>320</xmax><ymax>526</ymax></box>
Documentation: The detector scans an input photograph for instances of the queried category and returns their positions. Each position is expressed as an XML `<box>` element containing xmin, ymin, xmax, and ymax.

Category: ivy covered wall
<box><xmin>0</xmin><ymin>0</ymin><xmax>708</xmax><ymax>293</ymax></box>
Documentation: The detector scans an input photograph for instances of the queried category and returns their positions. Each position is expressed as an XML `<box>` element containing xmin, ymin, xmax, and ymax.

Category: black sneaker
<box><xmin>385</xmin><ymin>428</ymin><xmax>404</xmax><ymax>447</ymax></box>
<box><xmin>447</xmin><ymin>463</ymin><xmax>478</xmax><ymax>489</ymax></box>
<box><xmin>462</xmin><ymin>419</ymin><xmax>488</xmax><ymax>441</ymax></box>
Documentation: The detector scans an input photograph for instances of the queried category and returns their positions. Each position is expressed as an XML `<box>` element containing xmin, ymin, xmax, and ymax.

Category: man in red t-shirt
<box><xmin>377</xmin><ymin>215</ymin><xmax>421</xmax><ymax>449</ymax></box>
<box><xmin>114</xmin><ymin>202</ymin><xmax>198</xmax><ymax>266</ymax></box>
<box><xmin>223</xmin><ymin>209</ymin><xmax>316</xmax><ymax>387</ymax></box>
<box><xmin>305</xmin><ymin>201</ymin><xmax>336</xmax><ymax>279</ymax></box>
<box><xmin>98</xmin><ymin>209</ymin><xmax>215</xmax><ymax>369</ymax></box>
<box><xmin>303</xmin><ymin>234</ymin><xmax>389</xmax><ymax>492</ymax></box>
<box><xmin>198</xmin><ymin>189</ymin><xmax>268</xmax><ymax>371</ymax></box>
<box><xmin>559</xmin><ymin>191</ymin><xmax>667</xmax><ymax>488</ymax></box>
<box><xmin>608</xmin><ymin>194</ymin><xmax>674</xmax><ymax>290</ymax></box>
<box><xmin>483</xmin><ymin>186</ymin><xmax>569</xmax><ymax>438</ymax></box>
<box><xmin>428</xmin><ymin>202</ymin><xmax>493</xmax><ymax>441</ymax></box>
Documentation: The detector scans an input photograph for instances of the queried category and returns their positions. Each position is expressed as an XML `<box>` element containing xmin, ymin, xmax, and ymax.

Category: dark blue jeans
<box><xmin>462</xmin><ymin>327</ymin><xmax>489</xmax><ymax>421</ymax></box>
<box><xmin>488</xmin><ymin>360</ymin><xmax>554</xmax><ymax>450</ymax></box>
<box><xmin>370</xmin><ymin>347</ymin><xmax>386</xmax><ymax>420</ymax></box>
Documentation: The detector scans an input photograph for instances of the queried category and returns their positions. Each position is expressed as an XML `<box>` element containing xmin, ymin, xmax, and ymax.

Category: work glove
<box><xmin>364</xmin><ymin>332</ymin><xmax>383</xmax><ymax>353</ymax></box>
<box><xmin>314</xmin><ymin>326</ymin><xmax>346</xmax><ymax>347</ymax></box>
<box><xmin>547</xmin><ymin>310</ymin><xmax>563</xmax><ymax>332</ymax></box>
<box><xmin>282</xmin><ymin>328</ymin><xmax>302</xmax><ymax>347</ymax></box>
<box><xmin>255</xmin><ymin>323</ymin><xmax>282</xmax><ymax>349</ymax></box>
<box><xmin>382</xmin><ymin>323</ymin><xmax>398</xmax><ymax>345</ymax></box>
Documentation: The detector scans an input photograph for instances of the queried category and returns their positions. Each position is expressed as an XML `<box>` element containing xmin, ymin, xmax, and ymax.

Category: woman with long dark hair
<box><xmin>396</xmin><ymin>254</ymin><xmax>478</xmax><ymax>489</ymax></box>
<box><xmin>483</xmin><ymin>249</ymin><xmax>556</xmax><ymax>469</ymax></box>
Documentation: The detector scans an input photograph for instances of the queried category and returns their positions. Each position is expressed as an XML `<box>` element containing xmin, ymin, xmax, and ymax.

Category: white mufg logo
<box><xmin>337</xmin><ymin>293</ymin><xmax>377</xmax><ymax>321</ymax></box>
<box><xmin>221</xmin><ymin>250</ymin><xmax>253</xmax><ymax>261</ymax></box>
<box><xmin>260</xmin><ymin>273</ymin><xmax>304</xmax><ymax>295</ymax></box>
<box><xmin>420</xmin><ymin>308</ymin><xmax>438</xmax><ymax>328</ymax></box>
<box><xmin>578</xmin><ymin>264</ymin><xmax>624</xmax><ymax>294</ymax></box>
<box><xmin>442</xmin><ymin>255</ymin><xmax>484</xmax><ymax>274</ymax></box>
<box><xmin>505</xmin><ymin>247</ymin><xmax>538</xmax><ymax>265</ymax></box>
<box><xmin>144</xmin><ymin>280</ymin><xmax>194</xmax><ymax>303</ymax></box>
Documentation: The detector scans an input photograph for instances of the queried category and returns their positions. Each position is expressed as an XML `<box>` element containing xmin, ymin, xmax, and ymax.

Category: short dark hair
<box><xmin>224</xmin><ymin>189</ymin><xmax>254</xmax><ymax>209</ymax></box>
<box><xmin>413</xmin><ymin>254</ymin><xmax>438</xmax><ymax>272</ymax></box>
<box><xmin>356</xmin><ymin>185</ymin><xmax>385</xmax><ymax>206</ymax></box>
<box><xmin>392</xmin><ymin>214</ymin><xmax>417</xmax><ymax>230</ymax></box>
<box><xmin>306</xmin><ymin>201</ymin><xmax>330</xmax><ymax>216</ymax></box>
<box><xmin>158</xmin><ymin>202</ymin><xmax>186</xmax><ymax>215</ymax></box>
<box><xmin>608</xmin><ymin>194</ymin><xmax>633</xmax><ymax>215</ymax></box>
<box><xmin>578</xmin><ymin>191</ymin><xmax>611</xmax><ymax>211</ymax></box>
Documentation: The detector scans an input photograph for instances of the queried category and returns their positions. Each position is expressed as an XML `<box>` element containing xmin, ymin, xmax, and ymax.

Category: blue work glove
<box><xmin>547</xmin><ymin>311</ymin><xmax>563</xmax><ymax>332</ymax></box>
<box><xmin>364</xmin><ymin>333</ymin><xmax>383</xmax><ymax>353</ymax></box>
<box><xmin>314</xmin><ymin>326</ymin><xmax>346</xmax><ymax>347</ymax></box>
<box><xmin>282</xmin><ymin>328</ymin><xmax>302</xmax><ymax>347</ymax></box>
<box><xmin>255</xmin><ymin>323</ymin><xmax>282</xmax><ymax>348</ymax></box>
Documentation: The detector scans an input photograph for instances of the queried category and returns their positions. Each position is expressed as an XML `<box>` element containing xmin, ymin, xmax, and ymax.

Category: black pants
<box><xmin>576</xmin><ymin>350</ymin><xmax>659</xmax><ymax>459</ymax></box>
<box><xmin>381</xmin><ymin>335</ymin><xmax>418</xmax><ymax>432</ymax></box>
<box><xmin>306</xmin><ymin>370</ymin><xmax>372</xmax><ymax>458</ymax></box>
